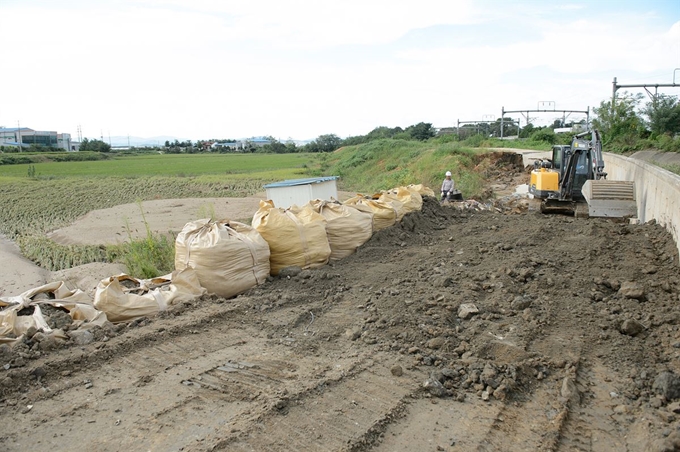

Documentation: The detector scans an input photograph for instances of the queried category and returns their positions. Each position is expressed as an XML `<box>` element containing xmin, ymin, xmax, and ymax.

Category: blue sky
<box><xmin>1</xmin><ymin>0</ymin><xmax>678</xmax><ymax>141</ymax></box>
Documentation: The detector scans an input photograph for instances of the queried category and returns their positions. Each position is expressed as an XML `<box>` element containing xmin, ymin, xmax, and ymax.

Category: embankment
<box><xmin>604</xmin><ymin>153</ymin><xmax>680</xmax><ymax>257</ymax></box>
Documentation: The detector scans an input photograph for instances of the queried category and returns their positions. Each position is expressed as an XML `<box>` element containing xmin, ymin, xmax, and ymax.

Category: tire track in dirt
<box><xmin>209</xmin><ymin>366</ymin><xmax>415</xmax><ymax>452</ymax></box>
<box><xmin>554</xmin><ymin>360</ymin><xmax>630</xmax><ymax>451</ymax></box>
<box><xmin>1</xmin><ymin>319</ymin><xmax>368</xmax><ymax>451</ymax></box>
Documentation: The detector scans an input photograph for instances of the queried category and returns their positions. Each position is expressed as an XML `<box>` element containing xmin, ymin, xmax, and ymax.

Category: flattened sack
<box><xmin>252</xmin><ymin>200</ymin><xmax>331</xmax><ymax>275</ymax></box>
<box><xmin>94</xmin><ymin>268</ymin><xmax>205</xmax><ymax>323</ymax></box>
<box><xmin>0</xmin><ymin>281</ymin><xmax>108</xmax><ymax>345</ymax></box>
<box><xmin>175</xmin><ymin>219</ymin><xmax>270</xmax><ymax>298</ymax></box>
<box><xmin>309</xmin><ymin>199</ymin><xmax>373</xmax><ymax>260</ymax></box>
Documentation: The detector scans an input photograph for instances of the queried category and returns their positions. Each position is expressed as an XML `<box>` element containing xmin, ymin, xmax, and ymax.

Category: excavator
<box><xmin>529</xmin><ymin>130</ymin><xmax>637</xmax><ymax>218</ymax></box>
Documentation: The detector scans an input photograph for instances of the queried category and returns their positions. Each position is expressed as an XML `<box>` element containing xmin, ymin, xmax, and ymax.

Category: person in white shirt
<box><xmin>441</xmin><ymin>171</ymin><xmax>455</xmax><ymax>200</ymax></box>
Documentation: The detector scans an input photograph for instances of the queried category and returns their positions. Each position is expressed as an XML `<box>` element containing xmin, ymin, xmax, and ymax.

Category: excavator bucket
<box><xmin>581</xmin><ymin>180</ymin><xmax>637</xmax><ymax>218</ymax></box>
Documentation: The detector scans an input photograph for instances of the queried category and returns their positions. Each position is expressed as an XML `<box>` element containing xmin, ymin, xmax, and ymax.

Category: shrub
<box><xmin>530</xmin><ymin>128</ymin><xmax>556</xmax><ymax>144</ymax></box>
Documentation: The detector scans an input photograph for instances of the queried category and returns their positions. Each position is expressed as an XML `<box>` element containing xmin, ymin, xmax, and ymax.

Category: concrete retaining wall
<box><xmin>604</xmin><ymin>153</ymin><xmax>680</xmax><ymax>256</ymax></box>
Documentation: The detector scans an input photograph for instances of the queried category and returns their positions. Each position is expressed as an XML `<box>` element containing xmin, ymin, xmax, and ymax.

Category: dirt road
<box><xmin>2</xmin><ymin>197</ymin><xmax>679</xmax><ymax>451</ymax></box>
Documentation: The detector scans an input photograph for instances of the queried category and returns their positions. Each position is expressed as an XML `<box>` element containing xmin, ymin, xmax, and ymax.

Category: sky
<box><xmin>1</xmin><ymin>0</ymin><xmax>679</xmax><ymax>142</ymax></box>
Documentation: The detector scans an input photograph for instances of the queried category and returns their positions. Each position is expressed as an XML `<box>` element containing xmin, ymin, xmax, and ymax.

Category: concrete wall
<box><xmin>604</xmin><ymin>153</ymin><xmax>680</xmax><ymax>256</ymax></box>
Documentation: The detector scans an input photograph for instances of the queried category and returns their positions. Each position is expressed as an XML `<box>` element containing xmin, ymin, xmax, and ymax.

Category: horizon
<box><xmin>1</xmin><ymin>0</ymin><xmax>678</xmax><ymax>141</ymax></box>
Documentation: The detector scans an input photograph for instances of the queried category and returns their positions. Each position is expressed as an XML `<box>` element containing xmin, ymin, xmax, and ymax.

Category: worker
<box><xmin>441</xmin><ymin>171</ymin><xmax>455</xmax><ymax>201</ymax></box>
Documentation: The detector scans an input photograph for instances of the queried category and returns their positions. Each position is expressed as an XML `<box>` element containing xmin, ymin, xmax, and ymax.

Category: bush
<box><xmin>656</xmin><ymin>134</ymin><xmax>680</xmax><ymax>153</ymax></box>
<box><xmin>463</xmin><ymin>134</ymin><xmax>486</xmax><ymax>147</ymax></box>
<box><xmin>530</xmin><ymin>128</ymin><xmax>556</xmax><ymax>144</ymax></box>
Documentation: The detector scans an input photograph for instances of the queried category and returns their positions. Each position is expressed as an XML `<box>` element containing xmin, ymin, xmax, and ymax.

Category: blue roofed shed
<box><xmin>263</xmin><ymin>176</ymin><xmax>339</xmax><ymax>208</ymax></box>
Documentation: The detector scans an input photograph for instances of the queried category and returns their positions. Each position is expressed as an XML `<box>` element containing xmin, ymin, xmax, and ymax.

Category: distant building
<box><xmin>211</xmin><ymin>137</ymin><xmax>273</xmax><ymax>152</ymax></box>
<box><xmin>211</xmin><ymin>141</ymin><xmax>244</xmax><ymax>151</ymax></box>
<box><xmin>0</xmin><ymin>127</ymin><xmax>73</xmax><ymax>151</ymax></box>
<box><xmin>248</xmin><ymin>138</ymin><xmax>272</xmax><ymax>147</ymax></box>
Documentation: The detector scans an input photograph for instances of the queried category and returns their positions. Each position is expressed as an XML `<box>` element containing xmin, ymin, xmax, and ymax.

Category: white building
<box><xmin>0</xmin><ymin>127</ymin><xmax>73</xmax><ymax>151</ymax></box>
<box><xmin>211</xmin><ymin>141</ymin><xmax>244</xmax><ymax>151</ymax></box>
<box><xmin>264</xmin><ymin>176</ymin><xmax>339</xmax><ymax>209</ymax></box>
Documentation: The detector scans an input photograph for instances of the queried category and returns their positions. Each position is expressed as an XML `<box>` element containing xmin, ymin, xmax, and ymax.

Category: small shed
<box><xmin>264</xmin><ymin>176</ymin><xmax>339</xmax><ymax>209</ymax></box>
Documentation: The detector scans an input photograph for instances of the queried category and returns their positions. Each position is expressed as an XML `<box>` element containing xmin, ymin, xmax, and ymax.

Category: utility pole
<box><xmin>612</xmin><ymin>70</ymin><xmax>680</xmax><ymax>107</ymax></box>
<box><xmin>17</xmin><ymin>120</ymin><xmax>22</xmax><ymax>151</ymax></box>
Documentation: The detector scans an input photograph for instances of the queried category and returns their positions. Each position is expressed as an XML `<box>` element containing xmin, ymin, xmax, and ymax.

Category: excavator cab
<box><xmin>551</xmin><ymin>145</ymin><xmax>567</xmax><ymax>171</ymax></box>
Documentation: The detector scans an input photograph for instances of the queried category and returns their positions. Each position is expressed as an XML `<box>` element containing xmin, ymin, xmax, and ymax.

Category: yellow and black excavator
<box><xmin>529</xmin><ymin>130</ymin><xmax>637</xmax><ymax>218</ymax></box>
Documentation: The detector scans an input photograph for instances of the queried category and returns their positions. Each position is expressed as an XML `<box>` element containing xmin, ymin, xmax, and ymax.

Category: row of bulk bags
<box><xmin>168</xmin><ymin>185</ymin><xmax>434</xmax><ymax>298</ymax></box>
<box><xmin>308</xmin><ymin>199</ymin><xmax>373</xmax><ymax>261</ymax></box>
<box><xmin>94</xmin><ymin>268</ymin><xmax>205</xmax><ymax>323</ymax></box>
<box><xmin>253</xmin><ymin>200</ymin><xmax>331</xmax><ymax>275</ymax></box>
<box><xmin>175</xmin><ymin>219</ymin><xmax>270</xmax><ymax>298</ymax></box>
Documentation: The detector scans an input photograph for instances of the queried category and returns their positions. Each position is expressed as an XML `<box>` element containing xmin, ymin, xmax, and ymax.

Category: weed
<box><xmin>108</xmin><ymin>205</ymin><xmax>175</xmax><ymax>279</ymax></box>
<box><xmin>197</xmin><ymin>203</ymin><xmax>216</xmax><ymax>220</ymax></box>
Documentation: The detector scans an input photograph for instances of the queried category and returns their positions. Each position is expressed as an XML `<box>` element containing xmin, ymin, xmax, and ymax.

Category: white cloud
<box><xmin>0</xmin><ymin>1</ymin><xmax>678</xmax><ymax>139</ymax></box>
<box><xmin>134</xmin><ymin>0</ymin><xmax>478</xmax><ymax>48</ymax></box>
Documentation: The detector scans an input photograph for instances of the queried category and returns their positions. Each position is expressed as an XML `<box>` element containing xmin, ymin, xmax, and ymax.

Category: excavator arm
<box><xmin>558</xmin><ymin>146</ymin><xmax>583</xmax><ymax>201</ymax></box>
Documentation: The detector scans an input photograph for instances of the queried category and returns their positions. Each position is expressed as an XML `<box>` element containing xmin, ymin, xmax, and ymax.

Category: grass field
<box><xmin>0</xmin><ymin>152</ymin><xmax>314</xmax><ymax>178</ymax></box>
<box><xmin>0</xmin><ymin>152</ymin><xmax>318</xmax><ymax>273</ymax></box>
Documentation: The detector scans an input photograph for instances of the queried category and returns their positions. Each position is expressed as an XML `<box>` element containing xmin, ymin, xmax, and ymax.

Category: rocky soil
<box><xmin>1</xmin><ymin>166</ymin><xmax>680</xmax><ymax>451</ymax></box>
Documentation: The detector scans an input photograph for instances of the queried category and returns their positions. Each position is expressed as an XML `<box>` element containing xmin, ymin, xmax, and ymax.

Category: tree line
<box><xmin>3</xmin><ymin>93</ymin><xmax>676</xmax><ymax>156</ymax></box>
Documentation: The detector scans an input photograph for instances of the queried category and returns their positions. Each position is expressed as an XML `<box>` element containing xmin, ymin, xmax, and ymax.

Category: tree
<box><xmin>366</xmin><ymin>126</ymin><xmax>400</xmax><ymax>141</ymax></box>
<box><xmin>315</xmin><ymin>134</ymin><xmax>342</xmax><ymax>152</ymax></box>
<box><xmin>643</xmin><ymin>94</ymin><xmax>680</xmax><ymax>136</ymax></box>
<box><xmin>518</xmin><ymin>123</ymin><xmax>535</xmax><ymax>139</ymax></box>
<box><xmin>262</xmin><ymin>139</ymin><xmax>288</xmax><ymax>154</ymax></box>
<box><xmin>490</xmin><ymin>118</ymin><xmax>517</xmax><ymax>137</ymax></box>
<box><xmin>406</xmin><ymin>122</ymin><xmax>435</xmax><ymax>141</ymax></box>
<box><xmin>592</xmin><ymin>92</ymin><xmax>645</xmax><ymax>143</ymax></box>
<box><xmin>80</xmin><ymin>138</ymin><xmax>111</xmax><ymax>152</ymax></box>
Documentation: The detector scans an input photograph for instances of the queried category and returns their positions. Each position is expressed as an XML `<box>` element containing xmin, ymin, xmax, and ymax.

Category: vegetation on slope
<box><xmin>309</xmin><ymin>138</ymin><xmax>490</xmax><ymax>198</ymax></box>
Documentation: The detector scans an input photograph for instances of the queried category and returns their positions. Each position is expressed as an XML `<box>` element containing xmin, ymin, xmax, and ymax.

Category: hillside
<box><xmin>315</xmin><ymin>139</ymin><xmax>523</xmax><ymax>198</ymax></box>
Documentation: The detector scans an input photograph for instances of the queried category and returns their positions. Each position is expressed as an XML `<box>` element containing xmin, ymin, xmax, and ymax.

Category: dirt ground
<box><xmin>46</xmin><ymin>196</ymin><xmax>269</xmax><ymax>247</ymax></box>
<box><xmin>2</xmin><ymin>157</ymin><xmax>680</xmax><ymax>451</ymax></box>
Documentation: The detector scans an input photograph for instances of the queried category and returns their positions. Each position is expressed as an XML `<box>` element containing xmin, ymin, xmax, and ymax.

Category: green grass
<box><xmin>315</xmin><ymin>139</ymin><xmax>489</xmax><ymax>198</ymax></box>
<box><xmin>0</xmin><ymin>153</ymin><xmax>316</xmax><ymax>274</ymax></box>
<box><xmin>106</xmin><ymin>206</ymin><xmax>176</xmax><ymax>279</ymax></box>
<box><xmin>659</xmin><ymin>163</ymin><xmax>680</xmax><ymax>175</ymax></box>
<box><xmin>0</xmin><ymin>152</ymin><xmax>314</xmax><ymax>178</ymax></box>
